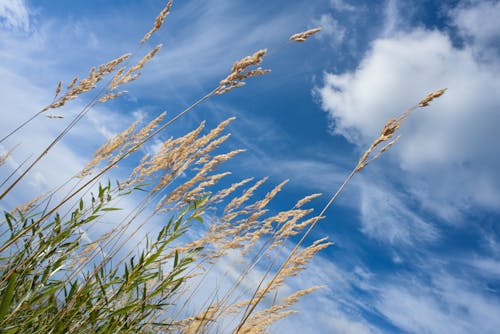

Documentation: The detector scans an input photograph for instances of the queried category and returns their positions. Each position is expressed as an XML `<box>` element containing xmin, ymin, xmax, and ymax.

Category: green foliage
<box><xmin>0</xmin><ymin>183</ymin><xmax>205</xmax><ymax>333</ymax></box>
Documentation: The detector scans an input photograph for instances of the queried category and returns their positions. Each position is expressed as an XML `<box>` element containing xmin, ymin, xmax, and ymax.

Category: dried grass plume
<box><xmin>290</xmin><ymin>27</ymin><xmax>322</xmax><ymax>42</ymax></box>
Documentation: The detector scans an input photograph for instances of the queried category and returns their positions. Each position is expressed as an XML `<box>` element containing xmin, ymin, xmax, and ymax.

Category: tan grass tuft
<box><xmin>115</xmin><ymin>45</ymin><xmax>163</xmax><ymax>87</ymax></box>
<box><xmin>164</xmin><ymin>149</ymin><xmax>244</xmax><ymax>202</ymax></box>
<box><xmin>10</xmin><ymin>192</ymin><xmax>48</xmax><ymax>216</ymax></box>
<box><xmin>293</xmin><ymin>193</ymin><xmax>322</xmax><ymax>209</ymax></box>
<box><xmin>0</xmin><ymin>144</ymin><xmax>19</xmax><ymax>166</ymax></box>
<box><xmin>210</xmin><ymin>177</ymin><xmax>254</xmax><ymax>203</ymax></box>
<box><xmin>418</xmin><ymin>88</ymin><xmax>447</xmax><ymax>107</ymax></box>
<box><xmin>141</xmin><ymin>0</ymin><xmax>173</xmax><ymax>44</ymax></box>
<box><xmin>356</xmin><ymin>88</ymin><xmax>446</xmax><ymax>171</ymax></box>
<box><xmin>54</xmin><ymin>80</ymin><xmax>62</xmax><ymax>100</ymax></box>
<box><xmin>98</xmin><ymin>91</ymin><xmax>127</xmax><ymax>103</ymax></box>
<box><xmin>43</xmin><ymin>53</ymin><xmax>131</xmax><ymax>111</ymax></box>
<box><xmin>216</xmin><ymin>50</ymin><xmax>270</xmax><ymax>95</ymax></box>
<box><xmin>177</xmin><ymin>305</ymin><xmax>217</xmax><ymax>334</ymax></box>
<box><xmin>289</xmin><ymin>27</ymin><xmax>322</xmax><ymax>42</ymax></box>
<box><xmin>238</xmin><ymin>286</ymin><xmax>323</xmax><ymax>333</ymax></box>
<box><xmin>78</xmin><ymin>120</ymin><xmax>140</xmax><ymax>178</ymax></box>
<box><xmin>264</xmin><ymin>238</ymin><xmax>331</xmax><ymax>295</ymax></box>
<box><xmin>67</xmin><ymin>76</ymin><xmax>78</xmax><ymax>90</ymax></box>
<box><xmin>224</xmin><ymin>177</ymin><xmax>268</xmax><ymax>214</ymax></box>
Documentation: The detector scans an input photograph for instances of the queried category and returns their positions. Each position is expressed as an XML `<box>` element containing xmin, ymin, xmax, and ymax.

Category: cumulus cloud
<box><xmin>316</xmin><ymin>1</ymin><xmax>500</xmax><ymax>221</ymax></box>
<box><xmin>0</xmin><ymin>0</ymin><xmax>29</xmax><ymax>31</ymax></box>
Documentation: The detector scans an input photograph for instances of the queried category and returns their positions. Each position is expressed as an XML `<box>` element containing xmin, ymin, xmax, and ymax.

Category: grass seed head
<box><xmin>419</xmin><ymin>88</ymin><xmax>447</xmax><ymax>107</ymax></box>
<box><xmin>141</xmin><ymin>0</ymin><xmax>173</xmax><ymax>44</ymax></box>
<box><xmin>216</xmin><ymin>49</ymin><xmax>270</xmax><ymax>95</ymax></box>
<box><xmin>290</xmin><ymin>27</ymin><xmax>322</xmax><ymax>42</ymax></box>
<box><xmin>0</xmin><ymin>144</ymin><xmax>19</xmax><ymax>166</ymax></box>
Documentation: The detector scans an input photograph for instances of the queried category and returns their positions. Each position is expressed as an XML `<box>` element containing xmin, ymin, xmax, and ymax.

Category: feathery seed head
<box><xmin>290</xmin><ymin>27</ymin><xmax>322</xmax><ymax>42</ymax></box>
<box><xmin>216</xmin><ymin>49</ymin><xmax>270</xmax><ymax>95</ymax></box>
<box><xmin>419</xmin><ymin>88</ymin><xmax>447</xmax><ymax>107</ymax></box>
<box><xmin>141</xmin><ymin>0</ymin><xmax>173</xmax><ymax>44</ymax></box>
<box><xmin>54</xmin><ymin>81</ymin><xmax>62</xmax><ymax>100</ymax></box>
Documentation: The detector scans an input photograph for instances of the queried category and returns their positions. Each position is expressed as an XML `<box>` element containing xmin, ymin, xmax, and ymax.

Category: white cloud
<box><xmin>468</xmin><ymin>257</ymin><xmax>500</xmax><ymax>279</ymax></box>
<box><xmin>0</xmin><ymin>0</ymin><xmax>29</xmax><ymax>31</ymax></box>
<box><xmin>359</xmin><ymin>179</ymin><xmax>438</xmax><ymax>245</ymax></box>
<box><xmin>452</xmin><ymin>0</ymin><xmax>500</xmax><ymax>54</ymax></box>
<box><xmin>376</xmin><ymin>273</ymin><xmax>500</xmax><ymax>334</ymax></box>
<box><xmin>134</xmin><ymin>0</ymin><xmax>313</xmax><ymax>96</ymax></box>
<box><xmin>279</xmin><ymin>245</ymin><xmax>500</xmax><ymax>334</ymax></box>
<box><xmin>169</xmin><ymin>230</ymin><xmax>375</xmax><ymax>334</ymax></box>
<box><xmin>312</xmin><ymin>14</ymin><xmax>346</xmax><ymax>46</ymax></box>
<box><xmin>0</xmin><ymin>65</ymin><xmax>139</xmax><ymax>210</ymax></box>
<box><xmin>316</xmin><ymin>2</ymin><xmax>500</xmax><ymax>220</ymax></box>
<box><xmin>268</xmin><ymin>249</ymin><xmax>377</xmax><ymax>334</ymax></box>
<box><xmin>0</xmin><ymin>7</ymin><xmax>144</xmax><ymax>212</ymax></box>
<box><xmin>330</xmin><ymin>0</ymin><xmax>356</xmax><ymax>12</ymax></box>
<box><xmin>382</xmin><ymin>0</ymin><xmax>400</xmax><ymax>37</ymax></box>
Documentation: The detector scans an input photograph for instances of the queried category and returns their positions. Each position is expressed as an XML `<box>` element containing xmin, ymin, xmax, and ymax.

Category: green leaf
<box><xmin>171</xmin><ymin>278</ymin><xmax>183</xmax><ymax>293</ymax></box>
<box><xmin>110</xmin><ymin>303</ymin><xmax>138</xmax><ymax>317</ymax></box>
<box><xmin>101</xmin><ymin>207</ymin><xmax>122</xmax><ymax>211</ymax></box>
<box><xmin>192</xmin><ymin>215</ymin><xmax>204</xmax><ymax>223</ymax></box>
<box><xmin>0</xmin><ymin>271</ymin><xmax>18</xmax><ymax>323</ymax></box>
<box><xmin>4</xmin><ymin>212</ymin><xmax>15</xmax><ymax>232</ymax></box>
<box><xmin>83</xmin><ymin>215</ymin><xmax>100</xmax><ymax>223</ymax></box>
<box><xmin>173</xmin><ymin>250</ymin><xmax>179</xmax><ymax>268</ymax></box>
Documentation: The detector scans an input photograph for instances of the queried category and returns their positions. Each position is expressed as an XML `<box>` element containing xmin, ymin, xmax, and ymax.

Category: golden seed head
<box><xmin>290</xmin><ymin>27</ymin><xmax>322</xmax><ymax>42</ymax></box>
<box><xmin>0</xmin><ymin>144</ymin><xmax>19</xmax><ymax>166</ymax></box>
<box><xmin>67</xmin><ymin>76</ymin><xmax>78</xmax><ymax>90</ymax></box>
<box><xmin>141</xmin><ymin>0</ymin><xmax>173</xmax><ymax>44</ymax></box>
<box><xmin>216</xmin><ymin>49</ymin><xmax>270</xmax><ymax>95</ymax></box>
<box><xmin>419</xmin><ymin>88</ymin><xmax>447</xmax><ymax>107</ymax></box>
<box><xmin>98</xmin><ymin>91</ymin><xmax>127</xmax><ymax>103</ymax></box>
<box><xmin>54</xmin><ymin>80</ymin><xmax>62</xmax><ymax>99</ymax></box>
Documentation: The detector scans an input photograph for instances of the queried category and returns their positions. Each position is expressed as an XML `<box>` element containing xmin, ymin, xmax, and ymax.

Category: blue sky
<box><xmin>1</xmin><ymin>0</ymin><xmax>500</xmax><ymax>333</ymax></box>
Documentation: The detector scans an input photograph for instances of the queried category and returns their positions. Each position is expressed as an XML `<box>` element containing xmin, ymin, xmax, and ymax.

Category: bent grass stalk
<box><xmin>233</xmin><ymin>89</ymin><xmax>447</xmax><ymax>332</ymax></box>
<box><xmin>0</xmin><ymin>46</ymin><xmax>271</xmax><ymax>254</ymax></box>
<box><xmin>0</xmin><ymin>0</ymin><xmax>174</xmax><ymax>146</ymax></box>
<box><xmin>0</xmin><ymin>47</ymin><xmax>159</xmax><ymax>201</ymax></box>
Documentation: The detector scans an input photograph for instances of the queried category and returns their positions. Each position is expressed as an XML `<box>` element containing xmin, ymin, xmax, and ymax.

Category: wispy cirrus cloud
<box><xmin>330</xmin><ymin>0</ymin><xmax>356</xmax><ymax>12</ymax></box>
<box><xmin>312</xmin><ymin>14</ymin><xmax>346</xmax><ymax>47</ymax></box>
<box><xmin>376</xmin><ymin>271</ymin><xmax>500</xmax><ymax>334</ymax></box>
<box><xmin>0</xmin><ymin>0</ymin><xmax>29</xmax><ymax>31</ymax></box>
<box><xmin>358</xmin><ymin>178</ymin><xmax>438</xmax><ymax>245</ymax></box>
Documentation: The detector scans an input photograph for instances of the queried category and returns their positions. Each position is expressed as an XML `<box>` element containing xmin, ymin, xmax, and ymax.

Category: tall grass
<box><xmin>0</xmin><ymin>1</ymin><xmax>445</xmax><ymax>333</ymax></box>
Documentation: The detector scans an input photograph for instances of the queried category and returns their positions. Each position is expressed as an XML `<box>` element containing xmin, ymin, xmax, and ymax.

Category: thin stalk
<box><xmin>234</xmin><ymin>168</ymin><xmax>356</xmax><ymax>333</ymax></box>
<box><xmin>0</xmin><ymin>89</ymin><xmax>215</xmax><ymax>254</ymax></box>
<box><xmin>0</xmin><ymin>111</ymin><xmax>44</xmax><ymax>144</ymax></box>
